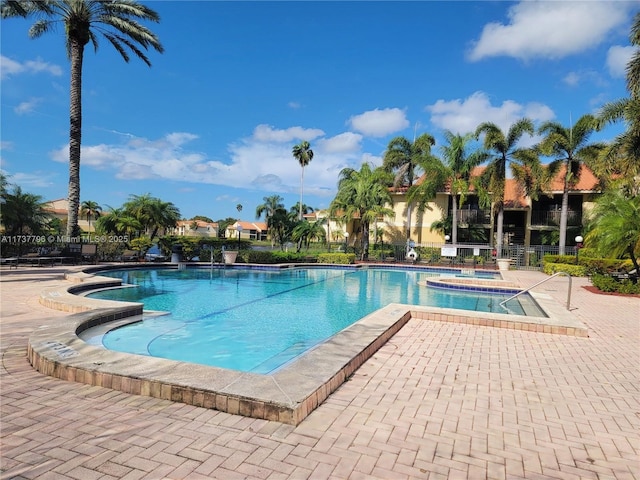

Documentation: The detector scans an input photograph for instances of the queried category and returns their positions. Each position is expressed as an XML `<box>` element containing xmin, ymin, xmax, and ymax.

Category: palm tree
<box><xmin>584</xmin><ymin>190</ymin><xmax>640</xmax><ymax>274</ymax></box>
<box><xmin>1</xmin><ymin>186</ymin><xmax>50</xmax><ymax>235</ymax></box>
<box><xmin>537</xmin><ymin>115</ymin><xmax>604</xmax><ymax>255</ymax></box>
<box><xmin>292</xmin><ymin>141</ymin><xmax>314</xmax><ymax>221</ymax></box>
<box><xmin>438</xmin><ymin>131</ymin><xmax>489</xmax><ymax>245</ymax></box>
<box><xmin>475</xmin><ymin>118</ymin><xmax>536</xmax><ymax>256</ymax></box>
<box><xmin>329</xmin><ymin>163</ymin><xmax>394</xmax><ymax>260</ymax></box>
<box><xmin>383</xmin><ymin>133</ymin><xmax>436</xmax><ymax>240</ymax></box>
<box><xmin>291</xmin><ymin>219</ymin><xmax>326</xmax><ymax>252</ymax></box>
<box><xmin>1</xmin><ymin>1</ymin><xmax>164</xmax><ymax>237</ymax></box>
<box><xmin>123</xmin><ymin>194</ymin><xmax>180</xmax><ymax>240</ymax></box>
<box><xmin>256</xmin><ymin>195</ymin><xmax>285</xmax><ymax>246</ymax></box>
<box><xmin>95</xmin><ymin>206</ymin><xmax>141</xmax><ymax>238</ymax></box>
<box><xmin>80</xmin><ymin>200</ymin><xmax>102</xmax><ymax>231</ymax></box>
<box><xmin>268</xmin><ymin>207</ymin><xmax>294</xmax><ymax>249</ymax></box>
<box><xmin>289</xmin><ymin>202</ymin><xmax>314</xmax><ymax>220</ymax></box>
<box><xmin>595</xmin><ymin>12</ymin><xmax>640</xmax><ymax>197</ymax></box>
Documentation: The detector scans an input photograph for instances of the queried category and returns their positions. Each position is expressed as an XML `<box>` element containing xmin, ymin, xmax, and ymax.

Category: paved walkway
<box><xmin>1</xmin><ymin>266</ymin><xmax>638</xmax><ymax>479</ymax></box>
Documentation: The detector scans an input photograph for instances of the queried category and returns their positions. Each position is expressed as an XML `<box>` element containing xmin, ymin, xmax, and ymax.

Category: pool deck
<box><xmin>1</xmin><ymin>264</ymin><xmax>639</xmax><ymax>479</ymax></box>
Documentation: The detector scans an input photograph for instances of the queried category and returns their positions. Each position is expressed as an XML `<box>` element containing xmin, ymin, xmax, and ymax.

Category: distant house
<box><xmin>172</xmin><ymin>220</ymin><xmax>219</xmax><ymax>238</ymax></box>
<box><xmin>226</xmin><ymin>221</ymin><xmax>268</xmax><ymax>241</ymax></box>
<box><xmin>43</xmin><ymin>198</ymin><xmax>96</xmax><ymax>232</ymax></box>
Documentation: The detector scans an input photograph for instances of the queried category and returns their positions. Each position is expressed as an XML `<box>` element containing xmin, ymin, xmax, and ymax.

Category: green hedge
<box><xmin>542</xmin><ymin>262</ymin><xmax>587</xmax><ymax>276</ymax></box>
<box><xmin>317</xmin><ymin>253</ymin><xmax>356</xmax><ymax>264</ymax></box>
<box><xmin>543</xmin><ymin>254</ymin><xmax>633</xmax><ymax>275</ymax></box>
<box><xmin>236</xmin><ymin>250</ymin><xmax>313</xmax><ymax>264</ymax></box>
<box><xmin>591</xmin><ymin>274</ymin><xmax>640</xmax><ymax>294</ymax></box>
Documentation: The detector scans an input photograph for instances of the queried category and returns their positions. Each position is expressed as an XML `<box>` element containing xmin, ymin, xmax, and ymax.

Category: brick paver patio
<box><xmin>1</xmin><ymin>266</ymin><xmax>638</xmax><ymax>479</ymax></box>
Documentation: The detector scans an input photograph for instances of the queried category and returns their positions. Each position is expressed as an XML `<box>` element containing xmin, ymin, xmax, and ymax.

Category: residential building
<box><xmin>338</xmin><ymin>165</ymin><xmax>601</xmax><ymax>251</ymax></box>
<box><xmin>226</xmin><ymin>221</ymin><xmax>268</xmax><ymax>241</ymax></box>
<box><xmin>172</xmin><ymin>220</ymin><xmax>219</xmax><ymax>238</ymax></box>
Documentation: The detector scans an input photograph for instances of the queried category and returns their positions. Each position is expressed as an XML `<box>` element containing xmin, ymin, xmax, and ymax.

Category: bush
<box><xmin>590</xmin><ymin>274</ymin><xmax>640</xmax><ymax>294</ymax></box>
<box><xmin>542</xmin><ymin>262</ymin><xmax>586</xmax><ymax>276</ymax></box>
<box><xmin>317</xmin><ymin>253</ymin><xmax>356</xmax><ymax>264</ymax></box>
<box><xmin>618</xmin><ymin>280</ymin><xmax>640</xmax><ymax>295</ymax></box>
<box><xmin>591</xmin><ymin>274</ymin><xmax>622</xmax><ymax>292</ymax></box>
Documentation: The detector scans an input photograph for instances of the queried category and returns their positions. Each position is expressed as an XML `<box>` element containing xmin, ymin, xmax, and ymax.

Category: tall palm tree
<box><xmin>383</xmin><ymin>133</ymin><xmax>436</xmax><ymax>239</ymax></box>
<box><xmin>292</xmin><ymin>141</ymin><xmax>314</xmax><ymax>221</ymax></box>
<box><xmin>537</xmin><ymin>115</ymin><xmax>604</xmax><ymax>255</ymax></box>
<box><xmin>1</xmin><ymin>1</ymin><xmax>164</xmax><ymax>237</ymax></box>
<box><xmin>438</xmin><ymin>131</ymin><xmax>489</xmax><ymax>245</ymax></box>
<box><xmin>595</xmin><ymin>12</ymin><xmax>640</xmax><ymax>197</ymax></box>
<box><xmin>475</xmin><ymin>118</ymin><xmax>535</xmax><ymax>256</ymax></box>
<box><xmin>80</xmin><ymin>200</ymin><xmax>102</xmax><ymax>231</ymax></box>
<box><xmin>329</xmin><ymin>163</ymin><xmax>394</xmax><ymax>260</ymax></box>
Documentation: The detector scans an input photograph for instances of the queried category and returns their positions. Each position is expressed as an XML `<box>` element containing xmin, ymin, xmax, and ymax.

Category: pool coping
<box><xmin>28</xmin><ymin>265</ymin><xmax>588</xmax><ymax>425</ymax></box>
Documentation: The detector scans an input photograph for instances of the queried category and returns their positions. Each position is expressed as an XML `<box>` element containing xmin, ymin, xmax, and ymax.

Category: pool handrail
<box><xmin>499</xmin><ymin>271</ymin><xmax>573</xmax><ymax>311</ymax></box>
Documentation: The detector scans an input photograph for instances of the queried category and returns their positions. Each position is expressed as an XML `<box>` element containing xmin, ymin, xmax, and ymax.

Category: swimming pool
<box><xmin>83</xmin><ymin>266</ymin><xmax>542</xmax><ymax>373</ymax></box>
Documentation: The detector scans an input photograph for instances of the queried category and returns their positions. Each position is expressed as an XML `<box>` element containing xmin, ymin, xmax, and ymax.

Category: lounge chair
<box><xmin>120</xmin><ymin>250</ymin><xmax>139</xmax><ymax>262</ymax></box>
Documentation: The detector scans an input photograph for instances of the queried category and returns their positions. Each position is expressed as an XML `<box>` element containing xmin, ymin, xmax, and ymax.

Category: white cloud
<box><xmin>468</xmin><ymin>1</ymin><xmax>630</xmax><ymax>61</ymax></box>
<box><xmin>563</xmin><ymin>72</ymin><xmax>581</xmax><ymax>87</ymax></box>
<box><xmin>252</xmin><ymin>124</ymin><xmax>324</xmax><ymax>143</ymax></box>
<box><xmin>288</xmin><ymin>101</ymin><xmax>301</xmax><ymax>109</ymax></box>
<box><xmin>426</xmin><ymin>91</ymin><xmax>555</xmax><ymax>135</ymax></box>
<box><xmin>11</xmin><ymin>171</ymin><xmax>56</xmax><ymax>188</ymax></box>
<box><xmin>348</xmin><ymin>108</ymin><xmax>409</xmax><ymax>137</ymax></box>
<box><xmin>14</xmin><ymin>97</ymin><xmax>43</xmax><ymax>115</ymax></box>
<box><xmin>317</xmin><ymin>132</ymin><xmax>362</xmax><ymax>154</ymax></box>
<box><xmin>47</xmin><ymin>128</ymin><xmax>369</xmax><ymax>198</ymax></box>
<box><xmin>606</xmin><ymin>45</ymin><xmax>635</xmax><ymax>78</ymax></box>
<box><xmin>0</xmin><ymin>55</ymin><xmax>63</xmax><ymax>80</ymax></box>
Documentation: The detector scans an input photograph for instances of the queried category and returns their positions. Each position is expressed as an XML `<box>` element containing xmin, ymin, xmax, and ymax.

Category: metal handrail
<box><xmin>499</xmin><ymin>271</ymin><xmax>573</xmax><ymax>311</ymax></box>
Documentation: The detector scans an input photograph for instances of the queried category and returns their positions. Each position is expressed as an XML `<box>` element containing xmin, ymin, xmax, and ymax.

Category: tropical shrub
<box><xmin>542</xmin><ymin>263</ymin><xmax>586</xmax><ymax>276</ymax></box>
<box><xmin>590</xmin><ymin>274</ymin><xmax>619</xmax><ymax>292</ymax></box>
<box><xmin>588</xmin><ymin>274</ymin><xmax>640</xmax><ymax>294</ymax></box>
<box><xmin>317</xmin><ymin>253</ymin><xmax>356</xmax><ymax>264</ymax></box>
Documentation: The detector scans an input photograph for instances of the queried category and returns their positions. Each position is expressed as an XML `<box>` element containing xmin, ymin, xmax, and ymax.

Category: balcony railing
<box><xmin>530</xmin><ymin>210</ymin><xmax>581</xmax><ymax>226</ymax></box>
<box><xmin>456</xmin><ymin>209</ymin><xmax>491</xmax><ymax>225</ymax></box>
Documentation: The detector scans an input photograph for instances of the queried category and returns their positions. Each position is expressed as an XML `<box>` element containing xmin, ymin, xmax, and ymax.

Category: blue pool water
<box><xmin>86</xmin><ymin>266</ymin><xmax>534</xmax><ymax>373</ymax></box>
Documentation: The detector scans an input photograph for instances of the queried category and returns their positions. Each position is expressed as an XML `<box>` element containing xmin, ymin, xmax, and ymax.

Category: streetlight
<box><xmin>575</xmin><ymin>235</ymin><xmax>583</xmax><ymax>264</ymax></box>
<box><xmin>236</xmin><ymin>224</ymin><xmax>243</xmax><ymax>250</ymax></box>
<box><xmin>444</xmin><ymin>235</ymin><xmax>450</xmax><ymax>243</ymax></box>
<box><xmin>344</xmin><ymin>232</ymin><xmax>349</xmax><ymax>252</ymax></box>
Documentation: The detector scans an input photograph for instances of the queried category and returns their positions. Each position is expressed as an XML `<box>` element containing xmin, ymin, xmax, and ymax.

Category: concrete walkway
<box><xmin>1</xmin><ymin>265</ymin><xmax>638</xmax><ymax>479</ymax></box>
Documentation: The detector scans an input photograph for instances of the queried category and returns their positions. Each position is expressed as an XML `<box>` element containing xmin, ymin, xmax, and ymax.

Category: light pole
<box><xmin>575</xmin><ymin>235</ymin><xmax>583</xmax><ymax>264</ymax></box>
<box><xmin>237</xmin><ymin>224</ymin><xmax>243</xmax><ymax>250</ymax></box>
<box><xmin>344</xmin><ymin>232</ymin><xmax>349</xmax><ymax>252</ymax></box>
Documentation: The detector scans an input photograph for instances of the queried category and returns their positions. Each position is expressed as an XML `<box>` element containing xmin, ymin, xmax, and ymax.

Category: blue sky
<box><xmin>1</xmin><ymin>1</ymin><xmax>637</xmax><ymax>222</ymax></box>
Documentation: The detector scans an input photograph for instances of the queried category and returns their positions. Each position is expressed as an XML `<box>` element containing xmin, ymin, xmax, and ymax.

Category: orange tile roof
<box><xmin>398</xmin><ymin>164</ymin><xmax>599</xmax><ymax>206</ymax></box>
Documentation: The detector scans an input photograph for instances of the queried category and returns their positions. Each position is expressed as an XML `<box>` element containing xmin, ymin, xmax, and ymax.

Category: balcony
<box><xmin>456</xmin><ymin>209</ymin><xmax>491</xmax><ymax>225</ymax></box>
<box><xmin>530</xmin><ymin>210</ymin><xmax>581</xmax><ymax>227</ymax></box>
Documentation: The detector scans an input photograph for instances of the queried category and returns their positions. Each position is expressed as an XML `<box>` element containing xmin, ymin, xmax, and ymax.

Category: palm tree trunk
<box><xmin>495</xmin><ymin>205</ymin><xmax>504</xmax><ymax>257</ymax></box>
<box><xmin>559</xmin><ymin>171</ymin><xmax>570</xmax><ymax>255</ymax></box>
<box><xmin>362</xmin><ymin>221</ymin><xmax>370</xmax><ymax>260</ymax></box>
<box><xmin>299</xmin><ymin>166</ymin><xmax>304</xmax><ymax>221</ymax></box>
<box><xmin>451</xmin><ymin>195</ymin><xmax>458</xmax><ymax>245</ymax></box>
<box><xmin>67</xmin><ymin>39</ymin><xmax>84</xmax><ymax>237</ymax></box>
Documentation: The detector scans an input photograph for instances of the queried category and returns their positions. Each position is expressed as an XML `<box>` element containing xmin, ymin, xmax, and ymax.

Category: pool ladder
<box><xmin>499</xmin><ymin>271</ymin><xmax>573</xmax><ymax>312</ymax></box>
